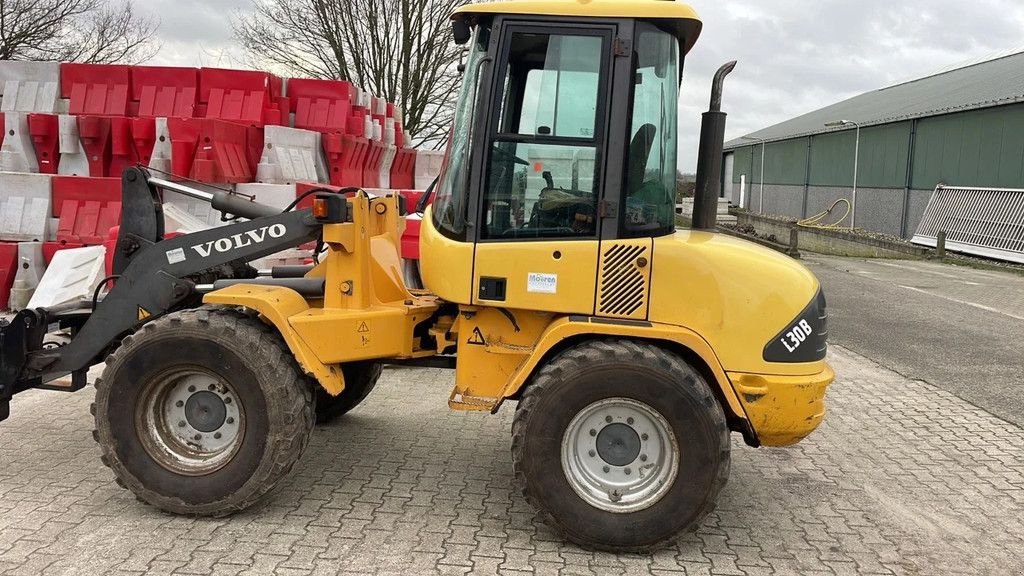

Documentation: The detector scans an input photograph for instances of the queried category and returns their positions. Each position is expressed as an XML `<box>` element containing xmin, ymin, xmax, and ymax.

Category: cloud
<box><xmin>680</xmin><ymin>0</ymin><xmax>1024</xmax><ymax>170</ymax></box>
<box><xmin>141</xmin><ymin>0</ymin><xmax>1024</xmax><ymax>170</ymax></box>
<box><xmin>140</xmin><ymin>0</ymin><xmax>252</xmax><ymax>69</ymax></box>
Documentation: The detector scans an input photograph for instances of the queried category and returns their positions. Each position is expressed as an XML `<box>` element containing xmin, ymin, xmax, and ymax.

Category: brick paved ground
<box><xmin>1</xmin><ymin>345</ymin><xmax>1022</xmax><ymax>575</ymax></box>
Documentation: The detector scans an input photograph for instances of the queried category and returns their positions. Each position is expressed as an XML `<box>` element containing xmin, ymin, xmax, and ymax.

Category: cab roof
<box><xmin>452</xmin><ymin>0</ymin><xmax>703</xmax><ymax>54</ymax></box>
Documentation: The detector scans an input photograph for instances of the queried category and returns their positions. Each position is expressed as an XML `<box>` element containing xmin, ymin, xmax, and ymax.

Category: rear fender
<box><xmin>203</xmin><ymin>284</ymin><xmax>346</xmax><ymax>395</ymax></box>
<box><xmin>501</xmin><ymin>316</ymin><xmax>748</xmax><ymax>422</ymax></box>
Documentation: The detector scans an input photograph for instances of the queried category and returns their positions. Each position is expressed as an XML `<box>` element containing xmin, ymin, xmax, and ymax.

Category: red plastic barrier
<box><xmin>109</xmin><ymin>117</ymin><xmax>139</xmax><ymax>178</ymax></box>
<box><xmin>27</xmin><ymin>113</ymin><xmax>60</xmax><ymax>174</ymax></box>
<box><xmin>198</xmin><ymin>68</ymin><xmax>286</xmax><ymax>126</ymax></box>
<box><xmin>288</xmin><ymin>78</ymin><xmax>356</xmax><ymax>133</ymax></box>
<box><xmin>131</xmin><ymin>118</ymin><xmax>157</xmax><ymax>167</ymax></box>
<box><xmin>288</xmin><ymin>79</ymin><xmax>371</xmax><ymax>187</ymax></box>
<box><xmin>131</xmin><ymin>66</ymin><xmax>199</xmax><ymax>118</ymax></box>
<box><xmin>167</xmin><ymin>118</ymin><xmax>261</xmax><ymax>183</ymax></box>
<box><xmin>401</xmin><ymin>217</ymin><xmax>421</xmax><ymax>260</ymax></box>
<box><xmin>295</xmin><ymin>181</ymin><xmax>343</xmax><ymax>210</ymax></box>
<box><xmin>166</xmin><ymin>118</ymin><xmax>200</xmax><ymax>178</ymax></box>
<box><xmin>324</xmin><ymin>132</ymin><xmax>368</xmax><ymax>188</ymax></box>
<box><xmin>42</xmin><ymin>241</ymin><xmax>85</xmax><ymax>264</ymax></box>
<box><xmin>390</xmin><ymin>147</ymin><xmax>416</xmax><ymax>190</ymax></box>
<box><xmin>398</xmin><ymin>190</ymin><xmax>424</xmax><ymax>214</ymax></box>
<box><xmin>77</xmin><ymin>116</ymin><xmax>112</xmax><ymax>177</ymax></box>
<box><xmin>363</xmin><ymin>139</ymin><xmax>384</xmax><ymax>188</ymax></box>
<box><xmin>51</xmin><ymin>176</ymin><xmax>122</xmax><ymax>244</ymax></box>
<box><xmin>61</xmin><ymin>63</ymin><xmax>131</xmax><ymax>116</ymax></box>
<box><xmin>0</xmin><ymin>242</ymin><xmax>18</xmax><ymax>307</ymax></box>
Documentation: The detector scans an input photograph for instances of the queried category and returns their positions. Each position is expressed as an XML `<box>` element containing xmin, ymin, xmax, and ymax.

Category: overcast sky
<box><xmin>141</xmin><ymin>0</ymin><xmax>1024</xmax><ymax>172</ymax></box>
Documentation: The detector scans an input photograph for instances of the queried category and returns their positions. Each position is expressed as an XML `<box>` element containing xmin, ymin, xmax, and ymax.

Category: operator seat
<box><xmin>627</xmin><ymin>123</ymin><xmax>657</xmax><ymax>196</ymax></box>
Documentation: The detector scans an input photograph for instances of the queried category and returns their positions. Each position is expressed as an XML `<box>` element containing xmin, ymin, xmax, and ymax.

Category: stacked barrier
<box><xmin>0</xmin><ymin>61</ymin><xmax>444</xmax><ymax>310</ymax></box>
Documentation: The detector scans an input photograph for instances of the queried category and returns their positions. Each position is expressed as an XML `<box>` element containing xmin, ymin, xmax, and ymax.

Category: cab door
<box><xmin>471</xmin><ymin>23</ymin><xmax>615</xmax><ymax>314</ymax></box>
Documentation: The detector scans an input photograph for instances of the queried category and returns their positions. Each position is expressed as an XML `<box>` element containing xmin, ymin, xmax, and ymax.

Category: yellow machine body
<box><xmin>204</xmin><ymin>0</ymin><xmax>833</xmax><ymax>449</ymax></box>
<box><xmin>421</xmin><ymin>206</ymin><xmax>831</xmax><ymax>447</ymax></box>
<box><xmin>205</xmin><ymin>194</ymin><xmax>440</xmax><ymax>397</ymax></box>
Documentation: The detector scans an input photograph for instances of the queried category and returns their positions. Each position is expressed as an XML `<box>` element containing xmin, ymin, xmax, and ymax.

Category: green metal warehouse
<box><xmin>722</xmin><ymin>50</ymin><xmax>1024</xmax><ymax>238</ymax></box>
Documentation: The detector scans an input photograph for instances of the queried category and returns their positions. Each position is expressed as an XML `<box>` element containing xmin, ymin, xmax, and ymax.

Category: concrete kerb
<box><xmin>733</xmin><ymin>210</ymin><xmax>932</xmax><ymax>259</ymax></box>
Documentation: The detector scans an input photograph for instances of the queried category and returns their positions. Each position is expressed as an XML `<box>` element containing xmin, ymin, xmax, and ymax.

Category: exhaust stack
<box><xmin>692</xmin><ymin>61</ymin><xmax>737</xmax><ymax>230</ymax></box>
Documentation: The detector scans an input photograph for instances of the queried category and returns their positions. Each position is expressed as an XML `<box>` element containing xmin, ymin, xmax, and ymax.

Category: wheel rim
<box><xmin>137</xmin><ymin>369</ymin><xmax>245</xmax><ymax>476</ymax></box>
<box><xmin>561</xmin><ymin>397</ymin><xmax>678</xmax><ymax>513</ymax></box>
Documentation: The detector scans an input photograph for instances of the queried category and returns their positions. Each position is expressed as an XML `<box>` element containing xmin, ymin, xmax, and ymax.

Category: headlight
<box><xmin>763</xmin><ymin>289</ymin><xmax>828</xmax><ymax>363</ymax></box>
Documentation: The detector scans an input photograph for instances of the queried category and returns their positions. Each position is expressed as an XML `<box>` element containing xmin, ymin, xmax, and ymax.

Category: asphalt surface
<box><xmin>803</xmin><ymin>255</ymin><xmax>1024</xmax><ymax>428</ymax></box>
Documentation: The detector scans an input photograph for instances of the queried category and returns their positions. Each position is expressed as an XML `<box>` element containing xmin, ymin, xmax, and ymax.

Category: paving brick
<box><xmin>0</xmin><ymin>347</ymin><xmax>1022</xmax><ymax>575</ymax></box>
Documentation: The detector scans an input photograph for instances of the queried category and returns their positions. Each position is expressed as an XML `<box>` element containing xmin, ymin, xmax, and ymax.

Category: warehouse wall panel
<box><xmin>762</xmin><ymin>138</ymin><xmax>808</xmax><ymax>186</ymax></box>
<box><xmin>808</xmin><ymin>131</ymin><xmax>855</xmax><ymax>186</ymax></box>
<box><xmin>805</xmin><ymin>186</ymin><xmax>853</xmax><ymax>223</ymax></box>
<box><xmin>857</xmin><ymin>122</ymin><xmax>911</xmax><ymax>189</ymax></box>
<box><xmin>904</xmin><ymin>189</ymin><xmax>936</xmax><ymax>238</ymax></box>
<box><xmin>760</xmin><ymin>184</ymin><xmax>804</xmax><ymax>219</ymax></box>
<box><xmin>912</xmin><ymin>103</ymin><xmax>1024</xmax><ymax>190</ymax></box>
<box><xmin>731</xmin><ymin>145</ymin><xmax>755</xmax><ymax>184</ymax></box>
<box><xmin>852</xmin><ymin>188</ymin><xmax>904</xmax><ymax>237</ymax></box>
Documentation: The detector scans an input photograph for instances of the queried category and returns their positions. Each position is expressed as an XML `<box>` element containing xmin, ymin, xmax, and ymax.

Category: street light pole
<box><xmin>739</xmin><ymin>136</ymin><xmax>766</xmax><ymax>213</ymax></box>
<box><xmin>825</xmin><ymin>119</ymin><xmax>861</xmax><ymax>229</ymax></box>
<box><xmin>851</xmin><ymin>123</ymin><xmax>860</xmax><ymax>229</ymax></box>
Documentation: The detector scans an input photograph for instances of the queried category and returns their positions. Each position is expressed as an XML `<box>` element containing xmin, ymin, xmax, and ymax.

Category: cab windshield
<box><xmin>432</xmin><ymin>25</ymin><xmax>489</xmax><ymax>238</ymax></box>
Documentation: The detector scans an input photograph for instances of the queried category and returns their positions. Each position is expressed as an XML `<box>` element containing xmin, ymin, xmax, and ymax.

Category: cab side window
<box><xmin>482</xmin><ymin>30</ymin><xmax>608</xmax><ymax>240</ymax></box>
<box><xmin>622</xmin><ymin>24</ymin><xmax>680</xmax><ymax>236</ymax></box>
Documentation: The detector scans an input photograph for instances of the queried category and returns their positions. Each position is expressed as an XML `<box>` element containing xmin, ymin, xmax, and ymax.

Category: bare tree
<box><xmin>0</xmin><ymin>0</ymin><xmax>159</xmax><ymax>64</ymax></box>
<box><xmin>235</xmin><ymin>0</ymin><xmax>470</xmax><ymax>147</ymax></box>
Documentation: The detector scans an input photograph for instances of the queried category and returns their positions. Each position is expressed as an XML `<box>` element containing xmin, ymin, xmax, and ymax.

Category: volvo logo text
<box><xmin>190</xmin><ymin>224</ymin><xmax>287</xmax><ymax>258</ymax></box>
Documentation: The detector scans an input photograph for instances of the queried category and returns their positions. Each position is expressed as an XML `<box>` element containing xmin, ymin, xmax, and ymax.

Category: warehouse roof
<box><xmin>724</xmin><ymin>49</ymin><xmax>1024</xmax><ymax>149</ymax></box>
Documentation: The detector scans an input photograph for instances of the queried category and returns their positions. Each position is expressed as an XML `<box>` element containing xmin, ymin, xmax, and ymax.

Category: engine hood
<box><xmin>649</xmin><ymin>230</ymin><xmax>825</xmax><ymax>376</ymax></box>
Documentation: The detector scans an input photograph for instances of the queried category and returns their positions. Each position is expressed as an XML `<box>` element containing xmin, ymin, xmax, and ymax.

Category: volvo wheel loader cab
<box><xmin>0</xmin><ymin>0</ymin><xmax>833</xmax><ymax>553</ymax></box>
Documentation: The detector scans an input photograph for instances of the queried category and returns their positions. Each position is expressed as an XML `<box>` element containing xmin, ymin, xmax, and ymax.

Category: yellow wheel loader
<box><xmin>0</xmin><ymin>0</ymin><xmax>833</xmax><ymax>551</ymax></box>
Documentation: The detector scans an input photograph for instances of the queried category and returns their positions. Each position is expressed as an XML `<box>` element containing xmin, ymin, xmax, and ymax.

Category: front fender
<box><xmin>203</xmin><ymin>284</ymin><xmax>346</xmax><ymax>395</ymax></box>
<box><xmin>499</xmin><ymin>316</ymin><xmax>748</xmax><ymax>422</ymax></box>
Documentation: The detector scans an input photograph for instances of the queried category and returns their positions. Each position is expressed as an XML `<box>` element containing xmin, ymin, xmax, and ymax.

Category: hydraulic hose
<box><xmin>798</xmin><ymin>198</ymin><xmax>852</xmax><ymax>229</ymax></box>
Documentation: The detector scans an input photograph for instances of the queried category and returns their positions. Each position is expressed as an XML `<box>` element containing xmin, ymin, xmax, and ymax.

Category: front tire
<box><xmin>511</xmin><ymin>339</ymin><xmax>730</xmax><ymax>552</ymax></box>
<box><xmin>314</xmin><ymin>361</ymin><xmax>382</xmax><ymax>424</ymax></box>
<box><xmin>92</xmin><ymin>307</ymin><xmax>315</xmax><ymax>516</ymax></box>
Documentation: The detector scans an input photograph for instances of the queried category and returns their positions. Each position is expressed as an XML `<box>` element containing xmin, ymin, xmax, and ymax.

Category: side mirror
<box><xmin>452</xmin><ymin>20</ymin><xmax>471</xmax><ymax>45</ymax></box>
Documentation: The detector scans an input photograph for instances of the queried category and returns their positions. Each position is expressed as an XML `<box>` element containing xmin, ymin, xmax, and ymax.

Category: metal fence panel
<box><xmin>911</xmin><ymin>185</ymin><xmax>1024</xmax><ymax>264</ymax></box>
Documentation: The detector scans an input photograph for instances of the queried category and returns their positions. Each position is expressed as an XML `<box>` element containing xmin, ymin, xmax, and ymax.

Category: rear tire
<box><xmin>314</xmin><ymin>361</ymin><xmax>382</xmax><ymax>424</ymax></box>
<box><xmin>511</xmin><ymin>339</ymin><xmax>730</xmax><ymax>552</ymax></box>
<box><xmin>92</xmin><ymin>306</ymin><xmax>315</xmax><ymax>516</ymax></box>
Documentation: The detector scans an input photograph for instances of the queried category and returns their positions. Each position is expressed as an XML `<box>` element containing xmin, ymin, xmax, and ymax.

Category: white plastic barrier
<box><xmin>9</xmin><ymin>242</ymin><xmax>46</xmax><ymax>311</ymax></box>
<box><xmin>414</xmin><ymin>149</ymin><xmax>444</xmax><ymax>190</ymax></box>
<box><xmin>162</xmin><ymin>202</ymin><xmax>211</xmax><ymax>234</ymax></box>
<box><xmin>148</xmin><ymin>117</ymin><xmax>172</xmax><ymax>174</ymax></box>
<box><xmin>379</xmin><ymin>118</ymin><xmax>397</xmax><ymax>189</ymax></box>
<box><xmin>235</xmin><ymin>183</ymin><xmax>298</xmax><ymax>211</ymax></box>
<box><xmin>162</xmin><ymin>183</ymin><xmax>233</xmax><ymax>228</ymax></box>
<box><xmin>0</xmin><ymin>173</ymin><xmax>52</xmax><ymax>241</ymax></box>
<box><xmin>256</xmin><ymin>126</ymin><xmax>328</xmax><ymax>185</ymax></box>
<box><xmin>25</xmin><ymin>245</ymin><xmax>106</xmax><ymax>310</ymax></box>
<box><xmin>0</xmin><ymin>113</ymin><xmax>39</xmax><ymax>173</ymax></box>
<box><xmin>0</xmin><ymin>61</ymin><xmax>62</xmax><ymax>114</ymax></box>
<box><xmin>250</xmin><ymin>247</ymin><xmax>312</xmax><ymax>272</ymax></box>
<box><xmin>57</xmin><ymin>114</ymin><xmax>90</xmax><ymax>176</ymax></box>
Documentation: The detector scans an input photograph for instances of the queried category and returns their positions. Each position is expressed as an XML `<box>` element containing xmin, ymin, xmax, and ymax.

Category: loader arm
<box><xmin>0</xmin><ymin>167</ymin><xmax>329</xmax><ymax>421</ymax></box>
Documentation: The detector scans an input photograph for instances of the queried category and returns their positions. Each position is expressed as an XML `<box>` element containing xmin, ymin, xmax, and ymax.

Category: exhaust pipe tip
<box><xmin>693</xmin><ymin>61</ymin><xmax>737</xmax><ymax>231</ymax></box>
